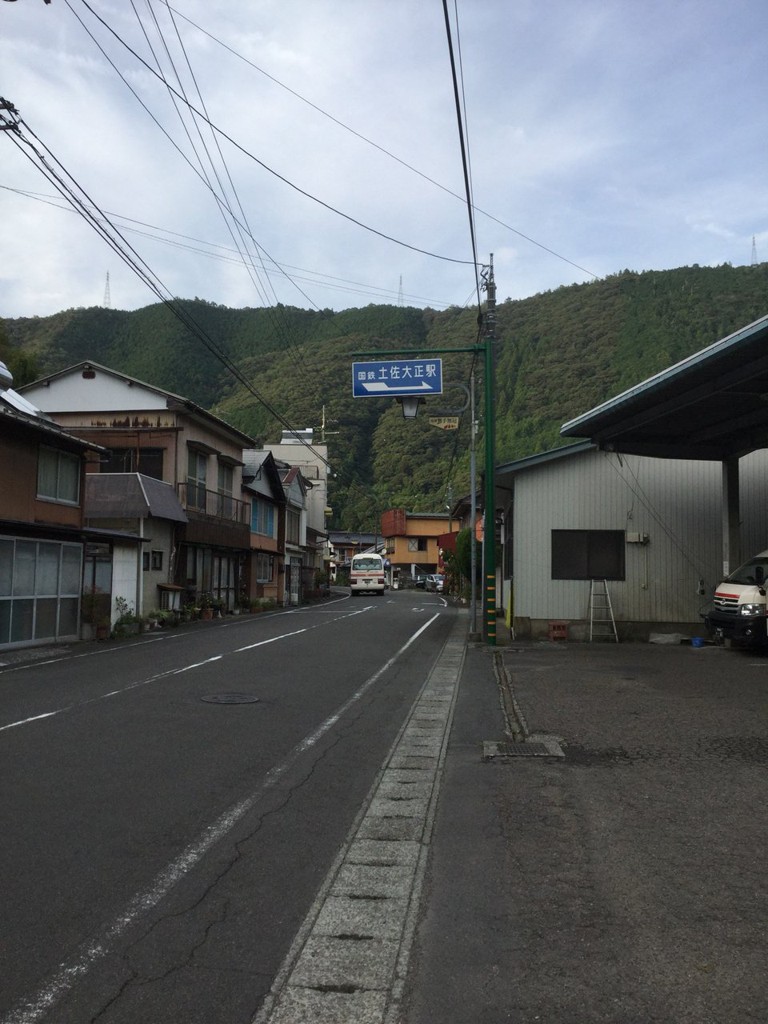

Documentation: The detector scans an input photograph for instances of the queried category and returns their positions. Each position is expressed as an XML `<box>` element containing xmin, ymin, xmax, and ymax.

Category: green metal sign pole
<box><xmin>483</xmin><ymin>256</ymin><xmax>497</xmax><ymax>644</ymax></box>
<box><xmin>353</xmin><ymin>295</ymin><xmax>496</xmax><ymax>644</ymax></box>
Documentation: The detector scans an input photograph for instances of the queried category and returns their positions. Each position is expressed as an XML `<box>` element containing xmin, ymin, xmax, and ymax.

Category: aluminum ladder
<box><xmin>589</xmin><ymin>579</ymin><xmax>618</xmax><ymax>642</ymax></box>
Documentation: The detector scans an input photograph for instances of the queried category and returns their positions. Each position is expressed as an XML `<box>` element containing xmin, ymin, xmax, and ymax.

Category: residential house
<box><xmin>381</xmin><ymin>508</ymin><xmax>453</xmax><ymax>583</ymax></box>
<box><xmin>21</xmin><ymin>361</ymin><xmax>255</xmax><ymax>614</ymax></box>
<box><xmin>494</xmin><ymin>442</ymin><xmax>768</xmax><ymax>641</ymax></box>
<box><xmin>0</xmin><ymin>362</ymin><xmax>140</xmax><ymax>648</ymax></box>
<box><xmin>268</xmin><ymin>429</ymin><xmax>329</xmax><ymax>578</ymax></box>
<box><xmin>242</xmin><ymin>449</ymin><xmax>285</xmax><ymax>607</ymax></box>
<box><xmin>326</xmin><ymin>531</ymin><xmax>380</xmax><ymax>581</ymax></box>
<box><xmin>277</xmin><ymin>461</ymin><xmax>312</xmax><ymax>605</ymax></box>
<box><xmin>84</xmin><ymin>473</ymin><xmax>188</xmax><ymax>616</ymax></box>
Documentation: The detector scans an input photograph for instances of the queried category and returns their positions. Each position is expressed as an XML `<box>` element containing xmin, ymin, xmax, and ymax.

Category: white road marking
<box><xmin>176</xmin><ymin>655</ymin><xmax>223</xmax><ymax>672</ymax></box>
<box><xmin>0</xmin><ymin>710</ymin><xmax>65</xmax><ymax>733</ymax></box>
<box><xmin>254</xmin><ymin>614</ymin><xmax>466</xmax><ymax>1024</ymax></box>
<box><xmin>0</xmin><ymin>608</ymin><xmax>386</xmax><ymax>734</ymax></box>
<box><xmin>1</xmin><ymin>615</ymin><xmax>442</xmax><ymax>1024</ymax></box>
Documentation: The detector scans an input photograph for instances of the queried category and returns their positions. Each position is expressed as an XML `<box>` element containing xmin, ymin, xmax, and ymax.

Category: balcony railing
<box><xmin>178</xmin><ymin>483</ymin><xmax>250</xmax><ymax>525</ymax></box>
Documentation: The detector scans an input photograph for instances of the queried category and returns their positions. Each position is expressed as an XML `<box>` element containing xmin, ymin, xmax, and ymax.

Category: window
<box><xmin>218</xmin><ymin>462</ymin><xmax>233</xmax><ymax>495</ymax></box>
<box><xmin>287</xmin><ymin>509</ymin><xmax>300</xmax><ymax>545</ymax></box>
<box><xmin>0</xmin><ymin>539</ymin><xmax>83</xmax><ymax>645</ymax></box>
<box><xmin>101</xmin><ymin>447</ymin><xmax>164</xmax><ymax>479</ymax></box>
<box><xmin>187</xmin><ymin>449</ymin><xmax>208</xmax><ymax>510</ymax></box>
<box><xmin>151</xmin><ymin>550</ymin><xmax>163</xmax><ymax>571</ymax></box>
<box><xmin>255</xmin><ymin>553</ymin><xmax>273</xmax><ymax>583</ymax></box>
<box><xmin>143</xmin><ymin>551</ymin><xmax>150</xmax><ymax>572</ymax></box>
<box><xmin>407</xmin><ymin>537</ymin><xmax>427</xmax><ymax>552</ymax></box>
<box><xmin>252</xmin><ymin>498</ymin><xmax>275</xmax><ymax>537</ymax></box>
<box><xmin>551</xmin><ymin>530</ymin><xmax>625</xmax><ymax>580</ymax></box>
<box><xmin>37</xmin><ymin>446</ymin><xmax>80</xmax><ymax>504</ymax></box>
<box><xmin>217</xmin><ymin>462</ymin><xmax>234</xmax><ymax>518</ymax></box>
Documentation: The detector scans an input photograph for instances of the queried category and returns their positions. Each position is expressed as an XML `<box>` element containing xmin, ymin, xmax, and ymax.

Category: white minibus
<box><xmin>349</xmin><ymin>553</ymin><xmax>386</xmax><ymax>596</ymax></box>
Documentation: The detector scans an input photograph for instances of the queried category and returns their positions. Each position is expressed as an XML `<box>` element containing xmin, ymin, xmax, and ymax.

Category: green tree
<box><xmin>454</xmin><ymin>527</ymin><xmax>480</xmax><ymax>583</ymax></box>
<box><xmin>0</xmin><ymin>318</ymin><xmax>39</xmax><ymax>386</ymax></box>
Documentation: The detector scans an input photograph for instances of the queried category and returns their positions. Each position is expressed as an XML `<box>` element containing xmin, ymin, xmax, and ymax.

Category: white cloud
<box><xmin>1</xmin><ymin>0</ymin><xmax>766</xmax><ymax>318</ymax></box>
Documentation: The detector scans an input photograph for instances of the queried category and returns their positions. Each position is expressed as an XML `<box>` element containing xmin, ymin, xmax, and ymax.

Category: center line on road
<box><xmin>0</xmin><ymin>710</ymin><xmax>66</xmax><ymax>733</ymax></box>
<box><xmin>176</xmin><ymin>655</ymin><xmax>223</xmax><ymax>672</ymax></box>
<box><xmin>236</xmin><ymin>628</ymin><xmax>308</xmax><ymax>652</ymax></box>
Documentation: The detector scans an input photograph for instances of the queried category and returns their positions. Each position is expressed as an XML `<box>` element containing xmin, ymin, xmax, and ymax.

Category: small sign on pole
<box><xmin>428</xmin><ymin>416</ymin><xmax>460</xmax><ymax>430</ymax></box>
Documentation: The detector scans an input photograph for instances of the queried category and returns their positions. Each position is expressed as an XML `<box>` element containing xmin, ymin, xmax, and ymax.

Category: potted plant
<box><xmin>81</xmin><ymin>590</ymin><xmax>111</xmax><ymax>640</ymax></box>
<box><xmin>113</xmin><ymin>596</ymin><xmax>140</xmax><ymax>637</ymax></box>
<box><xmin>199</xmin><ymin>593</ymin><xmax>214</xmax><ymax>620</ymax></box>
<box><xmin>181</xmin><ymin>602</ymin><xmax>197</xmax><ymax>622</ymax></box>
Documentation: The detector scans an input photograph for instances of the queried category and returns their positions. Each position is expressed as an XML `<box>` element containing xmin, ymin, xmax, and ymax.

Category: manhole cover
<box><xmin>201</xmin><ymin>693</ymin><xmax>260</xmax><ymax>704</ymax></box>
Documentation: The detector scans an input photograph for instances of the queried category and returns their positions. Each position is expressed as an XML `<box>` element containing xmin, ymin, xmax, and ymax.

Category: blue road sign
<box><xmin>352</xmin><ymin>358</ymin><xmax>443</xmax><ymax>398</ymax></box>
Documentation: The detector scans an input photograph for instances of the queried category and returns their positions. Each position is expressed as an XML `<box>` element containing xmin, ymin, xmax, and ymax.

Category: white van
<box><xmin>349</xmin><ymin>553</ymin><xmax>386</xmax><ymax>596</ymax></box>
<box><xmin>704</xmin><ymin>549</ymin><xmax>768</xmax><ymax>645</ymax></box>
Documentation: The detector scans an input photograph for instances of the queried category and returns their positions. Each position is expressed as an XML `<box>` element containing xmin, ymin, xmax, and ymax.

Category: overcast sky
<box><xmin>1</xmin><ymin>0</ymin><xmax>766</xmax><ymax>319</ymax></box>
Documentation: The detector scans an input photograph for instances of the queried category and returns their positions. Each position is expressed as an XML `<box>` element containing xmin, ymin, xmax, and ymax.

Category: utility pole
<box><xmin>482</xmin><ymin>256</ymin><xmax>497</xmax><ymax>644</ymax></box>
<box><xmin>469</xmin><ymin>366</ymin><xmax>480</xmax><ymax>640</ymax></box>
<box><xmin>317</xmin><ymin>405</ymin><xmax>339</xmax><ymax>444</ymax></box>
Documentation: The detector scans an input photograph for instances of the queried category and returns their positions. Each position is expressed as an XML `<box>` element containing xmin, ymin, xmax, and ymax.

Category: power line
<box><xmin>65</xmin><ymin>0</ymin><xmax>477</xmax><ymax>270</ymax></box>
<box><xmin>164</xmin><ymin>1</ymin><xmax>598</xmax><ymax>282</ymax></box>
<box><xmin>153</xmin><ymin>0</ymin><xmax>315</xmax><ymax>382</ymax></box>
<box><xmin>65</xmin><ymin>0</ymin><xmax>313</xmax><ymax>382</ymax></box>
<box><xmin>0</xmin><ymin>185</ymin><xmax>458</xmax><ymax>308</ymax></box>
<box><xmin>442</xmin><ymin>0</ymin><xmax>481</xmax><ymax>309</ymax></box>
<box><xmin>0</xmin><ymin>103</ymin><xmax>332</xmax><ymax>466</ymax></box>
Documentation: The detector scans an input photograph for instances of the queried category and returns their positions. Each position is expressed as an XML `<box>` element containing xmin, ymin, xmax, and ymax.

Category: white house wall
<box><xmin>141</xmin><ymin>520</ymin><xmax>176</xmax><ymax>613</ymax></box>
<box><xmin>111</xmin><ymin>543</ymin><xmax>140</xmax><ymax>625</ymax></box>
<box><xmin>512</xmin><ymin>448</ymin><xmax>768</xmax><ymax>635</ymax></box>
<box><xmin>270</xmin><ymin>441</ymin><xmax>329</xmax><ymax>540</ymax></box>
<box><xmin>24</xmin><ymin>374</ymin><xmax>167</xmax><ymax>413</ymax></box>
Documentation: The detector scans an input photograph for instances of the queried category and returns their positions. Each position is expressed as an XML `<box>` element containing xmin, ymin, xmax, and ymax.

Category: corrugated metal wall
<box><xmin>735</xmin><ymin>450</ymin><xmax>768</xmax><ymax>556</ymax></box>
<box><xmin>511</xmin><ymin>448</ymin><xmax>768</xmax><ymax>627</ymax></box>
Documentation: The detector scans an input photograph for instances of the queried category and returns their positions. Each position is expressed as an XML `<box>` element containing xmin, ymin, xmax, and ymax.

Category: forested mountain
<box><xmin>4</xmin><ymin>262</ymin><xmax>768</xmax><ymax>530</ymax></box>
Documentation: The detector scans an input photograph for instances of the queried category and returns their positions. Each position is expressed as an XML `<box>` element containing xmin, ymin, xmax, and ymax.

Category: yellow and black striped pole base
<box><xmin>485</xmin><ymin>573</ymin><xmax>496</xmax><ymax>645</ymax></box>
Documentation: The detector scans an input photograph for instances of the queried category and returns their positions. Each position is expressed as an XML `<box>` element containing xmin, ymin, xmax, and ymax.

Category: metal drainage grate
<box><xmin>483</xmin><ymin>740</ymin><xmax>560</xmax><ymax>760</ymax></box>
<box><xmin>201</xmin><ymin>693</ymin><xmax>260</xmax><ymax>705</ymax></box>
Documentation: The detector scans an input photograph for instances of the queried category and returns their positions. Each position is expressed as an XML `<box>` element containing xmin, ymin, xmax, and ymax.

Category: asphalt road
<box><xmin>0</xmin><ymin>590</ymin><xmax>455</xmax><ymax>1024</ymax></box>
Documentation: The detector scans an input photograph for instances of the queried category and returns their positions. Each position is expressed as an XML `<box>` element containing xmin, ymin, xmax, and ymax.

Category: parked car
<box><xmin>413</xmin><ymin>575</ymin><xmax>428</xmax><ymax>589</ymax></box>
<box><xmin>425</xmin><ymin>574</ymin><xmax>445</xmax><ymax>592</ymax></box>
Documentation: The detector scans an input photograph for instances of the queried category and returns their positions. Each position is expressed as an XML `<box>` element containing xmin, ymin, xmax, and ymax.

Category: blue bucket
<box><xmin>691</xmin><ymin>637</ymin><xmax>705</xmax><ymax>649</ymax></box>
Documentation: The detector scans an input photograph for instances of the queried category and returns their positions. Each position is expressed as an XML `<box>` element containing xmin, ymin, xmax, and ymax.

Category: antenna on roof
<box><xmin>751</xmin><ymin>236</ymin><xmax>758</xmax><ymax>266</ymax></box>
<box><xmin>103</xmin><ymin>271</ymin><xmax>111</xmax><ymax>308</ymax></box>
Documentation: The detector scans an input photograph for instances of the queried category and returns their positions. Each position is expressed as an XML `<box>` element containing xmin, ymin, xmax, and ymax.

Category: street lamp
<box><xmin>397</xmin><ymin>396</ymin><xmax>425</xmax><ymax>419</ymax></box>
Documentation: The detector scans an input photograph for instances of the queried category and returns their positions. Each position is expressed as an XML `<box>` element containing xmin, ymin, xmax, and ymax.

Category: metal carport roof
<box><xmin>560</xmin><ymin>312</ymin><xmax>768</xmax><ymax>460</ymax></box>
